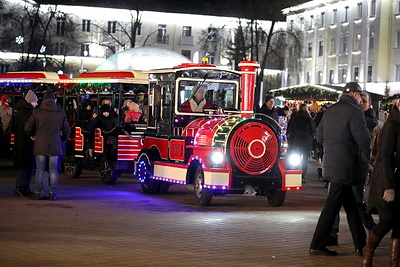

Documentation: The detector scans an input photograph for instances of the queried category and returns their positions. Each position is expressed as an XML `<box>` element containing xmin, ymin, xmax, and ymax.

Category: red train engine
<box><xmin>133</xmin><ymin>61</ymin><xmax>302</xmax><ymax>206</ymax></box>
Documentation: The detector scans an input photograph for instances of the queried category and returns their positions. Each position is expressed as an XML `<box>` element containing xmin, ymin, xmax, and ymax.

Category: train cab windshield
<box><xmin>176</xmin><ymin>80</ymin><xmax>239</xmax><ymax>114</ymax></box>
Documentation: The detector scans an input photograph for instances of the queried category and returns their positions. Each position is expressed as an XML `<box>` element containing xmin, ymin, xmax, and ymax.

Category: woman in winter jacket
<box><xmin>363</xmin><ymin>102</ymin><xmax>400</xmax><ymax>267</ymax></box>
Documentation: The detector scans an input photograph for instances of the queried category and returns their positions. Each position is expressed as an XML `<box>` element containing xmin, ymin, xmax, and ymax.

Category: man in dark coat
<box><xmin>309</xmin><ymin>82</ymin><xmax>371</xmax><ymax>256</ymax></box>
<box><xmin>13</xmin><ymin>90</ymin><xmax>38</xmax><ymax>197</ymax></box>
<box><xmin>25</xmin><ymin>90</ymin><xmax>70</xmax><ymax>200</ymax></box>
<box><xmin>363</xmin><ymin>102</ymin><xmax>400</xmax><ymax>266</ymax></box>
<box><xmin>256</xmin><ymin>94</ymin><xmax>278</xmax><ymax>121</ymax></box>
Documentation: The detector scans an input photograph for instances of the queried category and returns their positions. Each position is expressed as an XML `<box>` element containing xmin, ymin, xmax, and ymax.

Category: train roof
<box><xmin>0</xmin><ymin>71</ymin><xmax>61</xmax><ymax>84</ymax></box>
<box><xmin>144</xmin><ymin>63</ymin><xmax>241</xmax><ymax>75</ymax></box>
<box><xmin>61</xmin><ymin>70</ymin><xmax>148</xmax><ymax>84</ymax></box>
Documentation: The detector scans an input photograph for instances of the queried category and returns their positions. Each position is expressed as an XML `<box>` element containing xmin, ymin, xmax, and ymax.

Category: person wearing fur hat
<box><xmin>0</xmin><ymin>94</ymin><xmax>13</xmax><ymax>132</ymax></box>
<box><xmin>13</xmin><ymin>90</ymin><xmax>38</xmax><ymax>197</ymax></box>
<box><xmin>25</xmin><ymin>90</ymin><xmax>70</xmax><ymax>200</ymax></box>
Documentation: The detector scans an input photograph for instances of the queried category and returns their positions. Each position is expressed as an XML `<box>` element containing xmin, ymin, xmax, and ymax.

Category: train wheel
<box><xmin>136</xmin><ymin>151</ymin><xmax>160</xmax><ymax>194</ymax></box>
<box><xmin>100</xmin><ymin>157</ymin><xmax>118</xmax><ymax>185</ymax></box>
<box><xmin>267</xmin><ymin>189</ymin><xmax>286</xmax><ymax>207</ymax></box>
<box><xmin>193</xmin><ymin>166</ymin><xmax>213</xmax><ymax>206</ymax></box>
<box><xmin>63</xmin><ymin>161</ymin><xmax>82</xmax><ymax>178</ymax></box>
<box><xmin>158</xmin><ymin>182</ymin><xmax>170</xmax><ymax>194</ymax></box>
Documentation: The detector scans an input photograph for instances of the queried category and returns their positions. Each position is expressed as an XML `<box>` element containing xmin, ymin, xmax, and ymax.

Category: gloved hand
<box><xmin>383</xmin><ymin>189</ymin><xmax>395</xmax><ymax>202</ymax></box>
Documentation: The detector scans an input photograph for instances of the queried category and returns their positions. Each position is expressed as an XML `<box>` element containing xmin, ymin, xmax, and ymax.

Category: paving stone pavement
<box><xmin>0</xmin><ymin>158</ymin><xmax>391</xmax><ymax>267</ymax></box>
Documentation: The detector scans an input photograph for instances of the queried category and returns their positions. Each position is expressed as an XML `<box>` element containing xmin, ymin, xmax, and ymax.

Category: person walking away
<box><xmin>309</xmin><ymin>82</ymin><xmax>371</xmax><ymax>256</ymax></box>
<box><xmin>25</xmin><ymin>90</ymin><xmax>70</xmax><ymax>200</ymax></box>
<box><xmin>363</xmin><ymin>99</ymin><xmax>400</xmax><ymax>267</ymax></box>
<box><xmin>287</xmin><ymin>103</ymin><xmax>316</xmax><ymax>183</ymax></box>
<box><xmin>13</xmin><ymin>90</ymin><xmax>38</xmax><ymax>197</ymax></box>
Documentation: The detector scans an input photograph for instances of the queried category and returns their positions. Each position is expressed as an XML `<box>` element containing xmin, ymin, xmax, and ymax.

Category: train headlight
<box><xmin>287</xmin><ymin>153</ymin><xmax>301</xmax><ymax>168</ymax></box>
<box><xmin>210</xmin><ymin>151</ymin><xmax>224</xmax><ymax>165</ymax></box>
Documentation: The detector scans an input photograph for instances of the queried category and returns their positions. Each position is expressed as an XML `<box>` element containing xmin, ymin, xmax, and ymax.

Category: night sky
<box><xmin>35</xmin><ymin>0</ymin><xmax>308</xmax><ymax>21</ymax></box>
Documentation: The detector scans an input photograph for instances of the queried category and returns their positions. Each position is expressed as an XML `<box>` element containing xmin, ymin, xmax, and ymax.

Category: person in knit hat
<box><xmin>13</xmin><ymin>90</ymin><xmax>38</xmax><ymax>197</ymax></box>
<box><xmin>256</xmin><ymin>93</ymin><xmax>278</xmax><ymax>121</ymax></box>
<box><xmin>0</xmin><ymin>94</ymin><xmax>13</xmax><ymax>132</ymax></box>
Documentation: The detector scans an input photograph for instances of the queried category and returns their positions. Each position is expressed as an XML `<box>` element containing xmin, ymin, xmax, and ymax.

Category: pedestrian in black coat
<box><xmin>309</xmin><ymin>82</ymin><xmax>371</xmax><ymax>256</ymax></box>
<box><xmin>256</xmin><ymin>94</ymin><xmax>278</xmax><ymax>121</ymax></box>
<box><xmin>363</xmin><ymin>103</ymin><xmax>400</xmax><ymax>267</ymax></box>
<box><xmin>287</xmin><ymin>103</ymin><xmax>316</xmax><ymax>183</ymax></box>
<box><xmin>13</xmin><ymin>90</ymin><xmax>38</xmax><ymax>197</ymax></box>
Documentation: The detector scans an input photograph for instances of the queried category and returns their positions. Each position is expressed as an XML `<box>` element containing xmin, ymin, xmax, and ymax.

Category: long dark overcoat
<box><xmin>368</xmin><ymin>107</ymin><xmax>400</xmax><ymax>218</ymax></box>
<box><xmin>13</xmin><ymin>99</ymin><xmax>35</xmax><ymax>169</ymax></box>
<box><xmin>25</xmin><ymin>99</ymin><xmax>70</xmax><ymax>156</ymax></box>
<box><xmin>316</xmin><ymin>94</ymin><xmax>371</xmax><ymax>185</ymax></box>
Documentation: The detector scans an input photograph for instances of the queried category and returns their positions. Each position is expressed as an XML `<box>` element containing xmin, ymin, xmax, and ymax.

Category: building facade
<box><xmin>283</xmin><ymin>0</ymin><xmax>400</xmax><ymax>96</ymax></box>
<box><xmin>0</xmin><ymin>0</ymin><xmax>278</xmax><ymax>77</ymax></box>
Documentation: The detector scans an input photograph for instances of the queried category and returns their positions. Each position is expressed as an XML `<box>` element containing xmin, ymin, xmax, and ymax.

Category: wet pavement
<box><xmin>0</xmin><ymin>158</ymin><xmax>391</xmax><ymax>266</ymax></box>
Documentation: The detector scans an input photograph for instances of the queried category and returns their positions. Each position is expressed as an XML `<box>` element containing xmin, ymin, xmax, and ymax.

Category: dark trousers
<box><xmin>331</xmin><ymin>183</ymin><xmax>375</xmax><ymax>237</ymax></box>
<box><xmin>310</xmin><ymin>181</ymin><xmax>367</xmax><ymax>250</ymax></box>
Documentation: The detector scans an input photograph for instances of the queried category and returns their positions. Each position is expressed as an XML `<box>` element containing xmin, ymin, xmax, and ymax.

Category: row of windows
<box><xmin>306</xmin><ymin>29</ymin><xmax>375</xmax><ymax>58</ymax></box>
<box><xmin>302</xmin><ymin>66</ymin><xmax>373</xmax><ymax>85</ymax></box>
<box><xmin>290</xmin><ymin>1</ymin><xmax>376</xmax><ymax>31</ymax></box>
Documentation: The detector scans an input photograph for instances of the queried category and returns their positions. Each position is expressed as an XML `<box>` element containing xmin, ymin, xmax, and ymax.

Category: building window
<box><xmin>354</xmin><ymin>34</ymin><xmax>361</xmax><ymax>51</ymax></box>
<box><xmin>157</xmin><ymin>24</ymin><xmax>168</xmax><ymax>44</ymax></box>
<box><xmin>307</xmin><ymin>43</ymin><xmax>312</xmax><ymax>57</ymax></box>
<box><xmin>356</xmin><ymin>3</ymin><xmax>362</xmax><ymax>19</ymax></box>
<box><xmin>82</xmin><ymin>19</ymin><xmax>90</xmax><ymax>32</ymax></box>
<box><xmin>207</xmin><ymin>27</ymin><xmax>217</xmax><ymax>41</ymax></box>
<box><xmin>300</xmin><ymin>17</ymin><xmax>304</xmax><ymax>31</ymax></box>
<box><xmin>340</xmin><ymin>68</ymin><xmax>347</xmax><ymax>83</ymax></box>
<box><xmin>54</xmin><ymin>42</ymin><xmax>65</xmax><ymax>55</ymax></box>
<box><xmin>344</xmin><ymin>6</ymin><xmax>349</xmax><ymax>22</ymax></box>
<box><xmin>371</xmin><ymin>0</ymin><xmax>376</xmax><ymax>17</ymax></box>
<box><xmin>289</xmin><ymin>20</ymin><xmax>294</xmax><ymax>31</ymax></box>
<box><xmin>182</xmin><ymin>26</ymin><xmax>192</xmax><ymax>36</ymax></box>
<box><xmin>134</xmin><ymin>22</ymin><xmax>141</xmax><ymax>35</ymax></box>
<box><xmin>0</xmin><ymin>64</ymin><xmax>10</xmax><ymax>73</ymax></box>
<box><xmin>56</xmin><ymin>18</ymin><xmax>65</xmax><ymax>36</ymax></box>
<box><xmin>398</xmin><ymin>0</ymin><xmax>400</xmax><ymax>13</ymax></box>
<box><xmin>182</xmin><ymin>50</ymin><xmax>191</xmax><ymax>59</ymax></box>
<box><xmin>81</xmin><ymin>44</ymin><xmax>89</xmax><ymax>56</ymax></box>
<box><xmin>317</xmin><ymin>70</ymin><xmax>323</xmax><ymax>84</ymax></box>
<box><xmin>206</xmin><ymin>52</ymin><xmax>215</xmax><ymax>64</ymax></box>
<box><xmin>330</xmin><ymin>38</ymin><xmax>336</xmax><ymax>54</ymax></box>
<box><xmin>369</xmin><ymin>27</ymin><xmax>375</xmax><ymax>50</ymax></box>
<box><xmin>397</xmin><ymin>31</ymin><xmax>400</xmax><ymax>48</ymax></box>
<box><xmin>108</xmin><ymin>21</ymin><xmax>116</xmax><ymax>34</ymax></box>
<box><xmin>329</xmin><ymin>70</ymin><xmax>334</xmax><ymax>84</ymax></box>
<box><xmin>354</xmin><ymin>67</ymin><xmax>359</xmax><ymax>82</ymax></box>
<box><xmin>309</xmin><ymin>15</ymin><xmax>314</xmax><ymax>30</ymax></box>
<box><xmin>332</xmin><ymin>9</ymin><xmax>337</xmax><ymax>25</ymax></box>
<box><xmin>395</xmin><ymin>65</ymin><xmax>400</xmax><ymax>81</ymax></box>
<box><xmin>306</xmin><ymin>72</ymin><xmax>311</xmax><ymax>83</ymax></box>
<box><xmin>368</xmin><ymin>66</ymin><xmax>373</xmax><ymax>82</ymax></box>
<box><xmin>341</xmin><ymin>35</ymin><xmax>348</xmax><ymax>54</ymax></box>
<box><xmin>320</xmin><ymin>12</ymin><xmax>325</xmax><ymax>27</ymax></box>
<box><xmin>318</xmin><ymin>41</ymin><xmax>324</xmax><ymax>57</ymax></box>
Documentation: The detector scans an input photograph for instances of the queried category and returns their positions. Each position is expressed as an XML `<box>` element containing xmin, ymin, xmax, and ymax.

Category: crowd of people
<box><xmin>257</xmin><ymin>82</ymin><xmax>399</xmax><ymax>266</ymax></box>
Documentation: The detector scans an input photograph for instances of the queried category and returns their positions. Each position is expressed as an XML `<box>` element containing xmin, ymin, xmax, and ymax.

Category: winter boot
<box><xmin>13</xmin><ymin>186</ymin><xmax>24</xmax><ymax>197</ymax></box>
<box><xmin>362</xmin><ymin>233</ymin><xmax>382</xmax><ymax>267</ymax></box>
<box><xmin>390</xmin><ymin>238</ymin><xmax>400</xmax><ymax>267</ymax></box>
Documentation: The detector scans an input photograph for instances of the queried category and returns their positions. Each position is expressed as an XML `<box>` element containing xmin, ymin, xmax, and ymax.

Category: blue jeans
<box><xmin>34</xmin><ymin>155</ymin><xmax>59</xmax><ymax>196</ymax></box>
